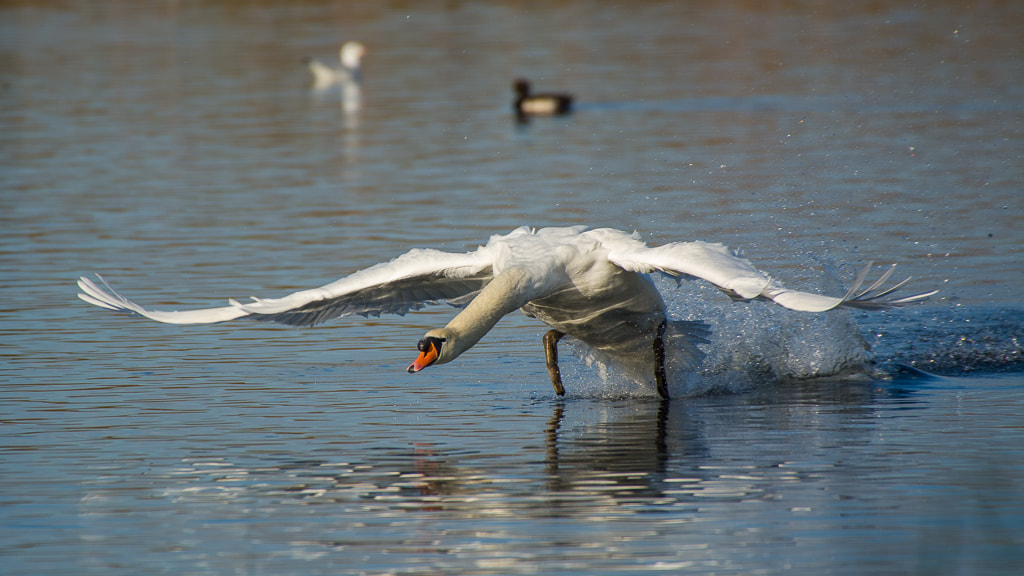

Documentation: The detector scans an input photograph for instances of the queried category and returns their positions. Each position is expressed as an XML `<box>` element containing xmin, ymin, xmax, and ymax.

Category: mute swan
<box><xmin>77</xmin><ymin>226</ymin><xmax>935</xmax><ymax>398</ymax></box>
<box><xmin>513</xmin><ymin>79</ymin><xmax>574</xmax><ymax>118</ymax></box>
<box><xmin>306</xmin><ymin>41</ymin><xmax>366</xmax><ymax>88</ymax></box>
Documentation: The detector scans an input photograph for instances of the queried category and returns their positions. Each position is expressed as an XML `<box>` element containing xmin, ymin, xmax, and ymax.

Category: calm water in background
<box><xmin>2</xmin><ymin>1</ymin><xmax>1022</xmax><ymax>574</ymax></box>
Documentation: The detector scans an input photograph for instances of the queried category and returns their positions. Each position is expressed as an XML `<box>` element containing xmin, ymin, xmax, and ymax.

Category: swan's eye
<box><xmin>417</xmin><ymin>336</ymin><xmax>445</xmax><ymax>352</ymax></box>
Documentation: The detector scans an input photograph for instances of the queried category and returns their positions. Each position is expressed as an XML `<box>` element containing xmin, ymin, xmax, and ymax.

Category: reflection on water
<box><xmin>64</xmin><ymin>376</ymin><xmax>1020</xmax><ymax>575</ymax></box>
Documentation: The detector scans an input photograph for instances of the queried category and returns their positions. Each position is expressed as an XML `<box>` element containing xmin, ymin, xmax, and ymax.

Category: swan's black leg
<box><xmin>654</xmin><ymin>320</ymin><xmax>669</xmax><ymax>399</ymax></box>
<box><xmin>543</xmin><ymin>329</ymin><xmax>566</xmax><ymax>396</ymax></box>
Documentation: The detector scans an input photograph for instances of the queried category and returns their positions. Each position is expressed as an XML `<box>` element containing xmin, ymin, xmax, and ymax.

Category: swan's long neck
<box><xmin>441</xmin><ymin>267</ymin><xmax>537</xmax><ymax>361</ymax></box>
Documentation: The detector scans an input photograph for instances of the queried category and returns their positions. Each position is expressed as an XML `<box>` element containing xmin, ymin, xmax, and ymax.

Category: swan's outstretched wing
<box><xmin>78</xmin><ymin>247</ymin><xmax>495</xmax><ymax>327</ymax></box>
<box><xmin>608</xmin><ymin>241</ymin><xmax>936</xmax><ymax>312</ymax></box>
<box><xmin>78</xmin><ymin>274</ymin><xmax>251</xmax><ymax>324</ymax></box>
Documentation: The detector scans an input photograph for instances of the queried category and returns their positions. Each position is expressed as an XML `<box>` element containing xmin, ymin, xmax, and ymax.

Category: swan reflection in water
<box><xmin>135</xmin><ymin>378</ymin><xmax>926</xmax><ymax>520</ymax></box>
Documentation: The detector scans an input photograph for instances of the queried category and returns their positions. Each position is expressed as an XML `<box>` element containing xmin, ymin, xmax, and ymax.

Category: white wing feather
<box><xmin>608</xmin><ymin>241</ymin><xmax>772</xmax><ymax>299</ymax></box>
<box><xmin>239</xmin><ymin>248</ymin><xmax>494</xmax><ymax>325</ymax></box>
<box><xmin>77</xmin><ymin>275</ymin><xmax>249</xmax><ymax>324</ymax></box>
<box><xmin>607</xmin><ymin>240</ymin><xmax>936</xmax><ymax>312</ymax></box>
<box><xmin>78</xmin><ymin>247</ymin><xmax>495</xmax><ymax>327</ymax></box>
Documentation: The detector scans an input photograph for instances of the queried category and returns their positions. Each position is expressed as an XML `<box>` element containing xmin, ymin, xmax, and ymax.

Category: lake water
<box><xmin>2</xmin><ymin>1</ymin><xmax>1022</xmax><ymax>574</ymax></box>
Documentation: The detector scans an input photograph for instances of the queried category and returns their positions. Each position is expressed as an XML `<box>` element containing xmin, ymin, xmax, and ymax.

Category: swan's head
<box><xmin>407</xmin><ymin>329</ymin><xmax>455</xmax><ymax>373</ymax></box>
<box><xmin>340</xmin><ymin>41</ymin><xmax>366</xmax><ymax>70</ymax></box>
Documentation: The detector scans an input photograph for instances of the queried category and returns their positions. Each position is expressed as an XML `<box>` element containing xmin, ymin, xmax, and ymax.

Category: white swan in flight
<box><xmin>77</xmin><ymin>226</ymin><xmax>936</xmax><ymax>398</ymax></box>
<box><xmin>306</xmin><ymin>41</ymin><xmax>366</xmax><ymax>89</ymax></box>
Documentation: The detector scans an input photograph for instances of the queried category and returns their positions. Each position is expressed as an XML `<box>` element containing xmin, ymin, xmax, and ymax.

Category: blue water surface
<box><xmin>1</xmin><ymin>2</ymin><xmax>1022</xmax><ymax>575</ymax></box>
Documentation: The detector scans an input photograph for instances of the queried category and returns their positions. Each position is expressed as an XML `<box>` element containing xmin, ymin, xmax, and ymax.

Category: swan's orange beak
<box><xmin>407</xmin><ymin>337</ymin><xmax>441</xmax><ymax>373</ymax></box>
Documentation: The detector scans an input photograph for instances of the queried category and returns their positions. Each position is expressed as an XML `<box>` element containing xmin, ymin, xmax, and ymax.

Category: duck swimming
<box><xmin>77</xmin><ymin>226</ymin><xmax>935</xmax><ymax>398</ymax></box>
<box><xmin>513</xmin><ymin>79</ymin><xmax>574</xmax><ymax>118</ymax></box>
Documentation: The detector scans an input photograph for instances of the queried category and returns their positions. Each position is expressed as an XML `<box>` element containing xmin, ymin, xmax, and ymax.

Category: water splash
<box><xmin>559</xmin><ymin>272</ymin><xmax>876</xmax><ymax>398</ymax></box>
<box><xmin>556</xmin><ymin>265</ymin><xmax>1023</xmax><ymax>398</ymax></box>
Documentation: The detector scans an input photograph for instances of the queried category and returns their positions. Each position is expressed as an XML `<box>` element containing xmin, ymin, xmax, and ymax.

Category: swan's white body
<box><xmin>77</xmin><ymin>226</ymin><xmax>935</xmax><ymax>396</ymax></box>
<box><xmin>307</xmin><ymin>41</ymin><xmax>366</xmax><ymax>89</ymax></box>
